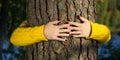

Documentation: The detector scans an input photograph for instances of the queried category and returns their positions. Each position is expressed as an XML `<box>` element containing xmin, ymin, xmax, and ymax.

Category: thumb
<box><xmin>79</xmin><ymin>16</ymin><xmax>88</xmax><ymax>22</ymax></box>
<box><xmin>50</xmin><ymin>20</ymin><xmax>60</xmax><ymax>25</ymax></box>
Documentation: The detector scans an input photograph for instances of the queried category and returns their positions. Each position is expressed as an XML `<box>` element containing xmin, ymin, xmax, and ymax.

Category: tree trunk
<box><xmin>26</xmin><ymin>0</ymin><xmax>97</xmax><ymax>60</ymax></box>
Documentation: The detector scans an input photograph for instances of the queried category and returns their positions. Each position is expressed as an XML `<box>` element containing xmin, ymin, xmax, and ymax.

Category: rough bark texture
<box><xmin>26</xmin><ymin>0</ymin><xmax>97</xmax><ymax>60</ymax></box>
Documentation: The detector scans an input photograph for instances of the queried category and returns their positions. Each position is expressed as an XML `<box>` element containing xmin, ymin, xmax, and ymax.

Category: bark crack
<box><xmin>60</xmin><ymin>42</ymin><xmax>69</xmax><ymax>60</ymax></box>
<box><xmin>87</xmin><ymin>0</ymin><xmax>90</xmax><ymax>19</ymax></box>
<box><xmin>32</xmin><ymin>46</ymin><xmax>34</xmax><ymax>60</ymax></box>
<box><xmin>45</xmin><ymin>0</ymin><xmax>49</xmax><ymax>24</ymax></box>
<box><xmin>36</xmin><ymin>44</ymin><xmax>38</xmax><ymax>60</ymax></box>
<box><xmin>46</xmin><ymin>0</ymin><xmax>50</xmax><ymax>22</ymax></box>
<box><xmin>39</xmin><ymin>0</ymin><xmax>43</xmax><ymax>24</ymax></box>
<box><xmin>87</xmin><ymin>47</ymin><xmax>90</xmax><ymax>60</ymax></box>
<box><xmin>34</xmin><ymin>0</ymin><xmax>38</xmax><ymax>25</ymax></box>
<box><xmin>66</xmin><ymin>0</ymin><xmax>69</xmax><ymax>21</ymax></box>
<box><xmin>78</xmin><ymin>38</ymin><xmax>82</xmax><ymax>60</ymax></box>
<box><xmin>48</xmin><ymin>42</ymin><xmax>51</xmax><ymax>60</ymax></box>
<box><xmin>73</xmin><ymin>1</ymin><xmax>76</xmax><ymax>22</ymax></box>
<box><xmin>56</xmin><ymin>0</ymin><xmax>60</xmax><ymax>20</ymax></box>
<box><xmin>43</xmin><ymin>42</ymin><xmax>45</xmax><ymax>60</ymax></box>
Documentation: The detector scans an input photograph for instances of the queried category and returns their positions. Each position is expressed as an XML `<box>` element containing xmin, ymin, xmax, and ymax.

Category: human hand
<box><xmin>69</xmin><ymin>16</ymin><xmax>91</xmax><ymax>38</ymax></box>
<box><xmin>44</xmin><ymin>20</ymin><xmax>70</xmax><ymax>41</ymax></box>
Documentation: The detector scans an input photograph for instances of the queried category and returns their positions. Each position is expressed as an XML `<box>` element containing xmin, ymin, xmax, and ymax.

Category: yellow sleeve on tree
<box><xmin>88</xmin><ymin>21</ymin><xmax>111</xmax><ymax>44</ymax></box>
<box><xmin>10</xmin><ymin>21</ymin><xmax>47</xmax><ymax>46</ymax></box>
<box><xmin>10</xmin><ymin>20</ymin><xmax>111</xmax><ymax>46</ymax></box>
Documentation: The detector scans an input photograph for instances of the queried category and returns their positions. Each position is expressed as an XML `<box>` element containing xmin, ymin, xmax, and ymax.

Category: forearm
<box><xmin>88</xmin><ymin>21</ymin><xmax>111</xmax><ymax>43</ymax></box>
<box><xmin>10</xmin><ymin>25</ymin><xmax>47</xmax><ymax>46</ymax></box>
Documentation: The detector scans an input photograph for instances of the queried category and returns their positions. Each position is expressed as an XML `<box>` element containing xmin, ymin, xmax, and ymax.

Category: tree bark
<box><xmin>26</xmin><ymin>0</ymin><xmax>97</xmax><ymax>60</ymax></box>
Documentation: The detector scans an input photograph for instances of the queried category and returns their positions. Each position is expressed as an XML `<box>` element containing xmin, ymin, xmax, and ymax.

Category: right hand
<box><xmin>44</xmin><ymin>21</ymin><xmax>70</xmax><ymax>41</ymax></box>
<box><xmin>69</xmin><ymin>16</ymin><xmax>91</xmax><ymax>38</ymax></box>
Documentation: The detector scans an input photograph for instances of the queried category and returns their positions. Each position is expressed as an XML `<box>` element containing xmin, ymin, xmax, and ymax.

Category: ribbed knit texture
<box><xmin>88</xmin><ymin>21</ymin><xmax>111</xmax><ymax>43</ymax></box>
<box><xmin>10</xmin><ymin>21</ymin><xmax>47</xmax><ymax>46</ymax></box>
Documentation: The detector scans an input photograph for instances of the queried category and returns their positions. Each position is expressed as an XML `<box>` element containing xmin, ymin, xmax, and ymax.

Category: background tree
<box><xmin>26</xmin><ymin>0</ymin><xmax>97</xmax><ymax>60</ymax></box>
<box><xmin>0</xmin><ymin>0</ymin><xmax>9</xmax><ymax>60</ymax></box>
<box><xmin>0</xmin><ymin>1</ymin><xmax>2</xmax><ymax>59</ymax></box>
<box><xmin>96</xmin><ymin>0</ymin><xmax>120</xmax><ymax>59</ymax></box>
<box><xmin>96</xmin><ymin>0</ymin><xmax>120</xmax><ymax>33</ymax></box>
<box><xmin>1</xmin><ymin>0</ymin><xmax>26</xmax><ymax>60</ymax></box>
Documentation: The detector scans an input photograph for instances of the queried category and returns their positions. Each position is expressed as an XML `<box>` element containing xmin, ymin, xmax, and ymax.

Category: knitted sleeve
<box><xmin>10</xmin><ymin>21</ymin><xmax>47</xmax><ymax>46</ymax></box>
<box><xmin>88</xmin><ymin>21</ymin><xmax>111</xmax><ymax>43</ymax></box>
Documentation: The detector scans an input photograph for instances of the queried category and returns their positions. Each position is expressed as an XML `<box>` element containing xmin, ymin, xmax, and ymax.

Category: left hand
<box><xmin>44</xmin><ymin>20</ymin><xmax>70</xmax><ymax>41</ymax></box>
<box><xmin>69</xmin><ymin>16</ymin><xmax>91</xmax><ymax>38</ymax></box>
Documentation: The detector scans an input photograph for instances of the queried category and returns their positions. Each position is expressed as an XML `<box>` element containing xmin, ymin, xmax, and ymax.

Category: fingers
<box><xmin>50</xmin><ymin>20</ymin><xmax>60</xmax><ymax>25</ymax></box>
<box><xmin>58</xmin><ymin>34</ymin><xmax>69</xmax><ymax>36</ymax></box>
<box><xmin>72</xmin><ymin>35</ymin><xmax>85</xmax><ymax>38</ymax></box>
<box><xmin>69</xmin><ymin>22</ymin><xmax>80</xmax><ymax>27</ymax></box>
<box><xmin>59</xmin><ymin>24</ymin><xmax>69</xmax><ymax>29</ymax></box>
<box><xmin>70</xmin><ymin>31</ymin><xmax>81</xmax><ymax>35</ymax></box>
<box><xmin>59</xmin><ymin>29</ymin><xmax>70</xmax><ymax>33</ymax></box>
<box><xmin>69</xmin><ymin>27</ymin><xmax>80</xmax><ymax>31</ymax></box>
<box><xmin>79</xmin><ymin>16</ymin><xmax>88</xmax><ymax>22</ymax></box>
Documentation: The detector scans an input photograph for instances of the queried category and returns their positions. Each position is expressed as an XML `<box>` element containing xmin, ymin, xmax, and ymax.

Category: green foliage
<box><xmin>96</xmin><ymin>0</ymin><xmax>108</xmax><ymax>24</ymax></box>
<box><xmin>7</xmin><ymin>0</ymin><xmax>26</xmax><ymax>38</ymax></box>
<box><xmin>1</xmin><ymin>0</ymin><xmax>26</xmax><ymax>60</ymax></box>
<box><xmin>96</xmin><ymin>0</ymin><xmax>120</xmax><ymax>34</ymax></box>
<box><xmin>96</xmin><ymin>0</ymin><xmax>120</xmax><ymax>60</ymax></box>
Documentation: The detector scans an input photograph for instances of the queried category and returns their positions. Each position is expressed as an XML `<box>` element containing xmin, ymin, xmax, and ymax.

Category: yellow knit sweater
<box><xmin>10</xmin><ymin>21</ymin><xmax>111</xmax><ymax>46</ymax></box>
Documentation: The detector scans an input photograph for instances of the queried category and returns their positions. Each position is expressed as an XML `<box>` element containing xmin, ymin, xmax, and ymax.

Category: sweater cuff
<box><xmin>34</xmin><ymin>25</ymin><xmax>48</xmax><ymax>42</ymax></box>
<box><xmin>87</xmin><ymin>21</ymin><xmax>96</xmax><ymax>39</ymax></box>
<box><xmin>87</xmin><ymin>21</ymin><xmax>111</xmax><ymax>43</ymax></box>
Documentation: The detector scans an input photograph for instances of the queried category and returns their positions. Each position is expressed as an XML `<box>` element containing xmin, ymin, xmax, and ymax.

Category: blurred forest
<box><xmin>0</xmin><ymin>0</ymin><xmax>120</xmax><ymax>60</ymax></box>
